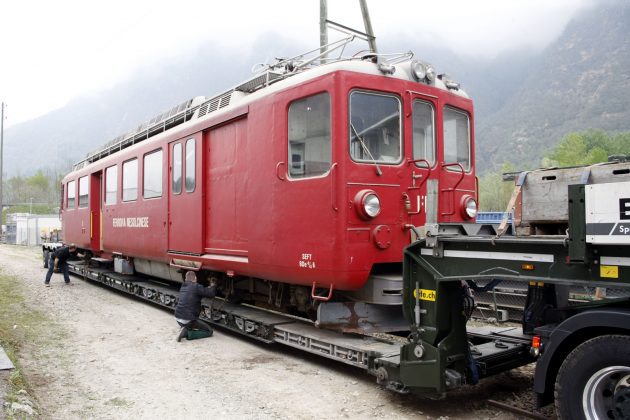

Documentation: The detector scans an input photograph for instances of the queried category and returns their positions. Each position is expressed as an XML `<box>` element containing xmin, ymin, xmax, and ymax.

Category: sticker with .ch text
<box><xmin>413</xmin><ymin>288</ymin><xmax>436</xmax><ymax>301</ymax></box>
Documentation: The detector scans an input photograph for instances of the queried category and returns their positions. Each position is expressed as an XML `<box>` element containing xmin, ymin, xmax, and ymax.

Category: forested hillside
<box><xmin>475</xmin><ymin>0</ymin><xmax>630</xmax><ymax>172</ymax></box>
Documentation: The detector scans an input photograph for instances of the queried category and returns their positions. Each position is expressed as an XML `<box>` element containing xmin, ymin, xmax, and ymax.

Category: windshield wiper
<box><xmin>350</xmin><ymin>123</ymin><xmax>382</xmax><ymax>176</ymax></box>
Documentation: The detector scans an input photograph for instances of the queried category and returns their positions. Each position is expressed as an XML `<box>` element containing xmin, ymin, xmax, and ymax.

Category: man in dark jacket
<box><xmin>175</xmin><ymin>271</ymin><xmax>217</xmax><ymax>342</ymax></box>
<box><xmin>44</xmin><ymin>243</ymin><xmax>81</xmax><ymax>286</ymax></box>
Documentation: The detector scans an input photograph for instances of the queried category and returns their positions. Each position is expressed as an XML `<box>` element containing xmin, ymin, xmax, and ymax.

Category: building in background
<box><xmin>4</xmin><ymin>213</ymin><xmax>61</xmax><ymax>246</ymax></box>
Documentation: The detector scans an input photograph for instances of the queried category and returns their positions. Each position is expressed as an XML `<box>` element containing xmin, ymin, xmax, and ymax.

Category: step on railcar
<box><xmin>59</xmin><ymin>39</ymin><xmax>478</xmax><ymax>330</ymax></box>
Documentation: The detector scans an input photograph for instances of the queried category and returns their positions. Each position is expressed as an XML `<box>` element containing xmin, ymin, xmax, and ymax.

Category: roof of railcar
<box><xmin>71</xmin><ymin>53</ymin><xmax>469</xmax><ymax>173</ymax></box>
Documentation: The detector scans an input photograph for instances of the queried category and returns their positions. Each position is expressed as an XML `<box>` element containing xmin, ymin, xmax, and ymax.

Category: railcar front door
<box><xmin>438</xmin><ymin>105</ymin><xmax>476</xmax><ymax>222</ymax></box>
<box><xmin>273</xmin><ymin>91</ymin><xmax>337</xmax><ymax>284</ymax></box>
<box><xmin>168</xmin><ymin>134</ymin><xmax>203</xmax><ymax>254</ymax></box>
<box><xmin>403</xmin><ymin>94</ymin><xmax>442</xmax><ymax>227</ymax></box>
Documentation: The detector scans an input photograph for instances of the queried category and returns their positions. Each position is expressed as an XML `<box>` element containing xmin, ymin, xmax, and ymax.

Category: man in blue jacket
<box><xmin>44</xmin><ymin>243</ymin><xmax>82</xmax><ymax>286</ymax></box>
<box><xmin>175</xmin><ymin>271</ymin><xmax>217</xmax><ymax>342</ymax></box>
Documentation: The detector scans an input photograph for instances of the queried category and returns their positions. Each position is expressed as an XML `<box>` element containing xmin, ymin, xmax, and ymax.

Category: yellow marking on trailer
<box><xmin>600</xmin><ymin>265</ymin><xmax>619</xmax><ymax>279</ymax></box>
<box><xmin>413</xmin><ymin>289</ymin><xmax>436</xmax><ymax>302</ymax></box>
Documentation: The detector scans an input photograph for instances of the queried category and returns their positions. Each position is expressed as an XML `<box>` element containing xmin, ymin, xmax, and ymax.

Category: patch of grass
<box><xmin>0</xmin><ymin>271</ymin><xmax>53</xmax><ymax>416</ymax></box>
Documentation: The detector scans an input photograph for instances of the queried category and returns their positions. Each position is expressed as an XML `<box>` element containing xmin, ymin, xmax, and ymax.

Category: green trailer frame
<box><xmin>393</xmin><ymin>185</ymin><xmax>630</xmax><ymax>419</ymax></box>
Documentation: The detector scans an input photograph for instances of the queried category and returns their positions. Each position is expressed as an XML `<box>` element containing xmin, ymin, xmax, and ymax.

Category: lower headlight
<box><xmin>364</xmin><ymin>193</ymin><xmax>381</xmax><ymax>217</ymax></box>
<box><xmin>461</xmin><ymin>195</ymin><xmax>477</xmax><ymax>219</ymax></box>
<box><xmin>354</xmin><ymin>190</ymin><xmax>381</xmax><ymax>219</ymax></box>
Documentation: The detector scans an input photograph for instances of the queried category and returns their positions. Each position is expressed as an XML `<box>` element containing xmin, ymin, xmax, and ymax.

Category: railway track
<box><xmin>487</xmin><ymin>399</ymin><xmax>549</xmax><ymax>420</ymax></box>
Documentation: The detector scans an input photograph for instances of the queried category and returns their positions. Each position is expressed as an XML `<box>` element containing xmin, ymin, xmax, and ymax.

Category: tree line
<box><xmin>479</xmin><ymin>130</ymin><xmax>630</xmax><ymax>211</ymax></box>
<box><xmin>1</xmin><ymin>168</ymin><xmax>67</xmax><ymax>224</ymax></box>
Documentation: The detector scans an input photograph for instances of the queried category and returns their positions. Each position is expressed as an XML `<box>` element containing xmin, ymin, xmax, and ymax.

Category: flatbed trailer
<box><xmin>49</xmin><ymin>166</ymin><xmax>630</xmax><ymax>419</ymax></box>
<box><xmin>64</xmin><ymin>258</ymin><xmax>535</xmax><ymax>391</ymax></box>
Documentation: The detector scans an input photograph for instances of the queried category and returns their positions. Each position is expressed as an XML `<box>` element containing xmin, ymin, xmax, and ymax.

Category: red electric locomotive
<box><xmin>61</xmin><ymin>41</ymin><xmax>477</xmax><ymax>329</ymax></box>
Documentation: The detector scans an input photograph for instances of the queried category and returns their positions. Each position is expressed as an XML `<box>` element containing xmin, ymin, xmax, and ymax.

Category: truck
<box><xmin>386</xmin><ymin>160</ymin><xmax>630</xmax><ymax>419</ymax></box>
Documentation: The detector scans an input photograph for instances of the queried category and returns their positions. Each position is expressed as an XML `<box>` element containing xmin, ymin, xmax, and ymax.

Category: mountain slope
<box><xmin>476</xmin><ymin>0</ymin><xmax>630</xmax><ymax>172</ymax></box>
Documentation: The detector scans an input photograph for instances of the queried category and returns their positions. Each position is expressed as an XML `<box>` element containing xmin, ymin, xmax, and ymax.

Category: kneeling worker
<box><xmin>175</xmin><ymin>271</ymin><xmax>217</xmax><ymax>342</ymax></box>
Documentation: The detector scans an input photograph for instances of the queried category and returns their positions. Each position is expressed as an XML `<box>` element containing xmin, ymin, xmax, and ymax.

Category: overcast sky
<box><xmin>0</xmin><ymin>0</ymin><xmax>594</xmax><ymax>128</ymax></box>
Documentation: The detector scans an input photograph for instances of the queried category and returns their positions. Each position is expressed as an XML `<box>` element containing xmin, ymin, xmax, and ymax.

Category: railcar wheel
<box><xmin>554</xmin><ymin>335</ymin><xmax>630</xmax><ymax>420</ymax></box>
<box><xmin>43</xmin><ymin>250</ymin><xmax>50</xmax><ymax>268</ymax></box>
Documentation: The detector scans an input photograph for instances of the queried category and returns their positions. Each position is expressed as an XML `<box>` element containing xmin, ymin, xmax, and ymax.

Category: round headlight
<box><xmin>411</xmin><ymin>60</ymin><xmax>426</xmax><ymax>81</ymax></box>
<box><xmin>425</xmin><ymin>64</ymin><xmax>436</xmax><ymax>82</ymax></box>
<box><xmin>461</xmin><ymin>196</ymin><xmax>478</xmax><ymax>219</ymax></box>
<box><xmin>363</xmin><ymin>193</ymin><xmax>381</xmax><ymax>218</ymax></box>
<box><xmin>354</xmin><ymin>190</ymin><xmax>382</xmax><ymax>220</ymax></box>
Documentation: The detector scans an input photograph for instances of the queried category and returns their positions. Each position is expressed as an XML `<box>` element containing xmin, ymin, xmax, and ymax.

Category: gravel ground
<box><xmin>0</xmin><ymin>244</ymin><xmax>556</xmax><ymax>419</ymax></box>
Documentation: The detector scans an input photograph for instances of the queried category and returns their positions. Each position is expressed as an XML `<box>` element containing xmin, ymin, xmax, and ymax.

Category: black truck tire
<box><xmin>555</xmin><ymin>334</ymin><xmax>630</xmax><ymax>420</ymax></box>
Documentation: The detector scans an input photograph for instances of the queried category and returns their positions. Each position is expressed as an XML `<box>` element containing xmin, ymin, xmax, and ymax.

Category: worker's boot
<box><xmin>187</xmin><ymin>329</ymin><xmax>213</xmax><ymax>340</ymax></box>
<box><xmin>176</xmin><ymin>327</ymin><xmax>188</xmax><ymax>342</ymax></box>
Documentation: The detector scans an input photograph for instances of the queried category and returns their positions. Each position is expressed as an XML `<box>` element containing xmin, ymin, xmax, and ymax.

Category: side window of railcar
<box><xmin>412</xmin><ymin>101</ymin><xmax>436</xmax><ymax>167</ymax></box>
<box><xmin>288</xmin><ymin>92</ymin><xmax>331</xmax><ymax>179</ymax></box>
<box><xmin>443</xmin><ymin>107</ymin><xmax>471</xmax><ymax>171</ymax></box>
<box><xmin>67</xmin><ymin>180</ymin><xmax>76</xmax><ymax>209</ymax></box>
<box><xmin>122</xmin><ymin>158</ymin><xmax>138</xmax><ymax>202</ymax></box>
<box><xmin>78</xmin><ymin>176</ymin><xmax>88</xmax><ymax>208</ymax></box>
<box><xmin>144</xmin><ymin>149</ymin><xmax>163</xmax><ymax>199</ymax></box>
<box><xmin>185</xmin><ymin>139</ymin><xmax>195</xmax><ymax>192</ymax></box>
<box><xmin>172</xmin><ymin>143</ymin><xmax>182</xmax><ymax>195</ymax></box>
<box><xmin>349</xmin><ymin>91</ymin><xmax>401</xmax><ymax>164</ymax></box>
<box><xmin>105</xmin><ymin>166</ymin><xmax>117</xmax><ymax>205</ymax></box>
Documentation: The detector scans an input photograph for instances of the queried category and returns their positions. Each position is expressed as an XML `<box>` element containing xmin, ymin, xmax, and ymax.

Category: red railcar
<box><xmin>61</xmin><ymin>50</ymin><xmax>477</xmax><ymax>321</ymax></box>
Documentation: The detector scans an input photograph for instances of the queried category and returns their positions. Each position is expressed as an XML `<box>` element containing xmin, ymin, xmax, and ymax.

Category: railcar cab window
<box><xmin>172</xmin><ymin>143</ymin><xmax>182</xmax><ymax>194</ymax></box>
<box><xmin>349</xmin><ymin>91</ymin><xmax>401</xmax><ymax>164</ymax></box>
<box><xmin>185</xmin><ymin>139</ymin><xmax>195</xmax><ymax>192</ymax></box>
<box><xmin>143</xmin><ymin>149</ymin><xmax>163</xmax><ymax>199</ymax></box>
<box><xmin>412</xmin><ymin>101</ymin><xmax>436</xmax><ymax>167</ymax></box>
<box><xmin>78</xmin><ymin>176</ymin><xmax>88</xmax><ymax>208</ymax></box>
<box><xmin>288</xmin><ymin>92</ymin><xmax>331</xmax><ymax>179</ymax></box>
<box><xmin>105</xmin><ymin>166</ymin><xmax>117</xmax><ymax>205</ymax></box>
<box><xmin>443</xmin><ymin>107</ymin><xmax>471</xmax><ymax>171</ymax></box>
<box><xmin>67</xmin><ymin>180</ymin><xmax>76</xmax><ymax>209</ymax></box>
<box><xmin>123</xmin><ymin>158</ymin><xmax>138</xmax><ymax>201</ymax></box>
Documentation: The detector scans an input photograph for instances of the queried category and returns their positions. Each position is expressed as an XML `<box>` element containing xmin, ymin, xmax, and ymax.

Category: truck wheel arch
<box><xmin>534</xmin><ymin>308</ymin><xmax>630</xmax><ymax>408</ymax></box>
<box><xmin>554</xmin><ymin>334</ymin><xmax>630</xmax><ymax>420</ymax></box>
